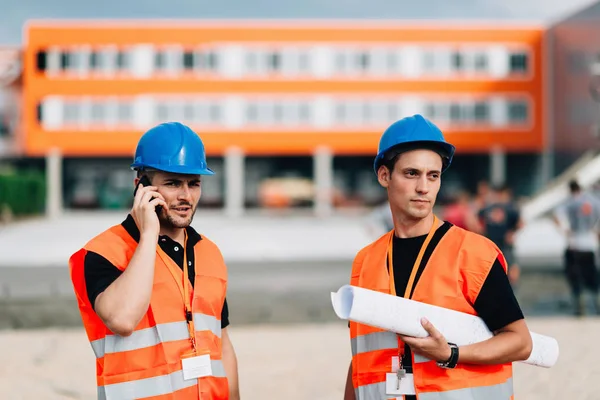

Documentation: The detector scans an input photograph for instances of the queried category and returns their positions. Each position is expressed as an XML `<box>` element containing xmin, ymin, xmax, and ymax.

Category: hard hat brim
<box><xmin>373</xmin><ymin>140</ymin><xmax>455</xmax><ymax>174</ymax></box>
<box><xmin>131</xmin><ymin>163</ymin><xmax>215</xmax><ymax>176</ymax></box>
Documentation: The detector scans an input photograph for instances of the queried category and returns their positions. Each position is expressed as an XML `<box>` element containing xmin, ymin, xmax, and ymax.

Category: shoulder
<box><xmin>355</xmin><ymin>231</ymin><xmax>389</xmax><ymax>260</ymax></box>
<box><xmin>195</xmin><ymin>234</ymin><xmax>224</xmax><ymax>256</ymax></box>
<box><xmin>352</xmin><ymin>232</ymin><xmax>389</xmax><ymax>275</ymax></box>
<box><xmin>72</xmin><ymin>224</ymin><xmax>135</xmax><ymax>271</ymax></box>
<box><xmin>449</xmin><ymin>226</ymin><xmax>502</xmax><ymax>267</ymax></box>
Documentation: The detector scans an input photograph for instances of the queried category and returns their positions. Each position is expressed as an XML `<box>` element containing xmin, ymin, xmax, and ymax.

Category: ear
<box><xmin>377</xmin><ymin>166</ymin><xmax>391</xmax><ymax>188</ymax></box>
<box><xmin>134</xmin><ymin>177</ymin><xmax>140</xmax><ymax>187</ymax></box>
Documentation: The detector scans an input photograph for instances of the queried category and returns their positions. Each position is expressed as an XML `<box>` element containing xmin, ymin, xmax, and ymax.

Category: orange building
<box><xmin>19</xmin><ymin>20</ymin><xmax>548</xmax><ymax>209</ymax></box>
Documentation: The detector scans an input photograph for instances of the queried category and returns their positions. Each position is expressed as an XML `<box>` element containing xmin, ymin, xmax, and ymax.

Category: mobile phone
<box><xmin>134</xmin><ymin>175</ymin><xmax>163</xmax><ymax>214</ymax></box>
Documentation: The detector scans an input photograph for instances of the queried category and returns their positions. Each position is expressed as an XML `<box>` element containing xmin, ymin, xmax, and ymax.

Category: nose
<box><xmin>178</xmin><ymin>183</ymin><xmax>192</xmax><ymax>202</ymax></box>
<box><xmin>415</xmin><ymin>175</ymin><xmax>430</xmax><ymax>195</ymax></box>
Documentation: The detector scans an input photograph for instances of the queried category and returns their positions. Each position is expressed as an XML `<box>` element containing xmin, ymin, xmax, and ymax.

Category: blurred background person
<box><xmin>477</xmin><ymin>184</ymin><xmax>523</xmax><ymax>287</ymax></box>
<box><xmin>553</xmin><ymin>179</ymin><xmax>600</xmax><ymax>316</ymax></box>
<box><xmin>442</xmin><ymin>190</ymin><xmax>481</xmax><ymax>233</ymax></box>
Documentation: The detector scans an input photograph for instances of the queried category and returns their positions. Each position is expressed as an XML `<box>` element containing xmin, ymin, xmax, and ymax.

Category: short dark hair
<box><xmin>569</xmin><ymin>179</ymin><xmax>581</xmax><ymax>193</ymax></box>
<box><xmin>377</xmin><ymin>142</ymin><xmax>449</xmax><ymax>175</ymax></box>
<box><xmin>136</xmin><ymin>169</ymin><xmax>156</xmax><ymax>181</ymax></box>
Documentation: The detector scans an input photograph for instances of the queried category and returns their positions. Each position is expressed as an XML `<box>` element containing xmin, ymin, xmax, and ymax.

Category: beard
<box><xmin>158</xmin><ymin>202</ymin><xmax>198</xmax><ymax>229</ymax></box>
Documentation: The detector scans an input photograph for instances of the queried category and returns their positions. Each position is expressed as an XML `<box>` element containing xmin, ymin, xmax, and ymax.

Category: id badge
<box><xmin>181</xmin><ymin>351</ymin><xmax>212</xmax><ymax>380</ymax></box>
<box><xmin>387</xmin><ymin>355</ymin><xmax>416</xmax><ymax>395</ymax></box>
<box><xmin>386</xmin><ymin>373</ymin><xmax>416</xmax><ymax>395</ymax></box>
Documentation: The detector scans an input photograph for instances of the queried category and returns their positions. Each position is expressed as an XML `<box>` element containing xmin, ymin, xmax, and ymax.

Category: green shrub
<box><xmin>0</xmin><ymin>170</ymin><xmax>46</xmax><ymax>216</ymax></box>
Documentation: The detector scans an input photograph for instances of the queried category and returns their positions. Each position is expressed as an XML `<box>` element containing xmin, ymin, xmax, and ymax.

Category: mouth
<box><xmin>411</xmin><ymin>199</ymin><xmax>430</xmax><ymax>204</ymax></box>
<box><xmin>172</xmin><ymin>206</ymin><xmax>192</xmax><ymax>213</ymax></box>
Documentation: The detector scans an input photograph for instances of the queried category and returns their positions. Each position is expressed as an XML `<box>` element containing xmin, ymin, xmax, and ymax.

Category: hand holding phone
<box><xmin>132</xmin><ymin>176</ymin><xmax>166</xmax><ymax>237</ymax></box>
<box><xmin>134</xmin><ymin>176</ymin><xmax>163</xmax><ymax>214</ymax></box>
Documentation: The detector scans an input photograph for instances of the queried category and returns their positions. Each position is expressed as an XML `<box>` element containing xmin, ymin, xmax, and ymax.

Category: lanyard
<box><xmin>156</xmin><ymin>230</ymin><xmax>197</xmax><ymax>351</ymax></box>
<box><xmin>387</xmin><ymin>214</ymin><xmax>439</xmax><ymax>359</ymax></box>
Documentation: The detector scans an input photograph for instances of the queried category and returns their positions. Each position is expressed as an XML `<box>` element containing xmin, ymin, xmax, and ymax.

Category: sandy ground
<box><xmin>0</xmin><ymin>317</ymin><xmax>598</xmax><ymax>400</ymax></box>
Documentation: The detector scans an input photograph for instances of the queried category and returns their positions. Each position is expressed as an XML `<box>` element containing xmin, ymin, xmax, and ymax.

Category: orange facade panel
<box><xmin>21</xmin><ymin>21</ymin><xmax>546</xmax><ymax>157</ymax></box>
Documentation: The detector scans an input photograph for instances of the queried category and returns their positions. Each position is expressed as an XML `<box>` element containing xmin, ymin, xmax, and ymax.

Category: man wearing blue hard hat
<box><xmin>345</xmin><ymin>115</ymin><xmax>532</xmax><ymax>400</ymax></box>
<box><xmin>69</xmin><ymin>122</ymin><xmax>240</xmax><ymax>399</ymax></box>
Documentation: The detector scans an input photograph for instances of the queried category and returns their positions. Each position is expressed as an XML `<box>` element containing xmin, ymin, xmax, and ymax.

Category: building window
<box><xmin>36</xmin><ymin>51</ymin><xmax>47</xmax><ymax>72</ymax></box>
<box><xmin>90</xmin><ymin>101</ymin><xmax>105</xmax><ymax>124</ymax></box>
<box><xmin>473</xmin><ymin>102</ymin><xmax>489</xmax><ymax>121</ymax></box>
<box><xmin>335</xmin><ymin>103</ymin><xmax>346</xmax><ymax>122</ymax></box>
<box><xmin>156</xmin><ymin>101</ymin><xmax>170</xmax><ymax>122</ymax></box>
<box><xmin>386</xmin><ymin>52</ymin><xmax>399</xmax><ymax>72</ymax></box>
<box><xmin>155</xmin><ymin>51</ymin><xmax>166</xmax><ymax>70</ymax></box>
<box><xmin>509</xmin><ymin>53</ymin><xmax>528</xmax><ymax>73</ymax></box>
<box><xmin>64</xmin><ymin>102</ymin><xmax>79</xmax><ymax>124</ymax></box>
<box><xmin>183</xmin><ymin>102</ymin><xmax>195</xmax><ymax>122</ymax></box>
<box><xmin>89</xmin><ymin>51</ymin><xmax>99</xmax><ymax>69</ymax></box>
<box><xmin>451</xmin><ymin>52</ymin><xmax>463</xmax><ymax>71</ymax></box>
<box><xmin>117</xmin><ymin>101</ymin><xmax>132</xmax><ymax>123</ymax></box>
<box><xmin>183</xmin><ymin>51</ymin><xmax>194</xmax><ymax>69</ymax></box>
<box><xmin>268</xmin><ymin>52</ymin><xmax>281</xmax><ymax>70</ymax></box>
<box><xmin>508</xmin><ymin>101</ymin><xmax>528</xmax><ymax>122</ymax></box>
<box><xmin>474</xmin><ymin>53</ymin><xmax>488</xmax><ymax>71</ymax></box>
<box><xmin>422</xmin><ymin>51</ymin><xmax>436</xmax><ymax>72</ymax></box>
<box><xmin>358</xmin><ymin>52</ymin><xmax>370</xmax><ymax>70</ymax></box>
<box><xmin>60</xmin><ymin>52</ymin><xmax>70</xmax><ymax>70</ymax></box>
<box><xmin>424</xmin><ymin>103</ymin><xmax>436</xmax><ymax>119</ymax></box>
<box><xmin>209</xmin><ymin>103</ymin><xmax>220</xmax><ymax>122</ymax></box>
<box><xmin>116</xmin><ymin>51</ymin><xmax>127</xmax><ymax>69</ymax></box>
<box><xmin>449</xmin><ymin>104</ymin><xmax>462</xmax><ymax>121</ymax></box>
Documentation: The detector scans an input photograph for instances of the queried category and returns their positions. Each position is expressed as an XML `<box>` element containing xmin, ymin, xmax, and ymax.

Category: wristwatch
<box><xmin>437</xmin><ymin>343</ymin><xmax>459</xmax><ymax>369</ymax></box>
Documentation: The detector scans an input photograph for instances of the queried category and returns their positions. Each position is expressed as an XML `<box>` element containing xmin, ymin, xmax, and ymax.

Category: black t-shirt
<box><xmin>84</xmin><ymin>214</ymin><xmax>229</xmax><ymax>329</ymax></box>
<box><xmin>478</xmin><ymin>203</ymin><xmax>520</xmax><ymax>249</ymax></box>
<box><xmin>391</xmin><ymin>221</ymin><xmax>523</xmax><ymax>400</ymax></box>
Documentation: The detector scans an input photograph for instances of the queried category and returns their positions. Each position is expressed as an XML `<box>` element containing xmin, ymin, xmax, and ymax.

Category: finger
<box><xmin>140</xmin><ymin>190</ymin><xmax>161</xmax><ymax>208</ymax></box>
<box><xmin>149</xmin><ymin>198</ymin><xmax>167</xmax><ymax>210</ymax></box>
<box><xmin>400</xmin><ymin>335</ymin><xmax>419</xmax><ymax>347</ymax></box>
<box><xmin>133</xmin><ymin>184</ymin><xmax>145</xmax><ymax>207</ymax></box>
<box><xmin>134</xmin><ymin>185</ymin><xmax>157</xmax><ymax>205</ymax></box>
<box><xmin>421</xmin><ymin>318</ymin><xmax>442</xmax><ymax>339</ymax></box>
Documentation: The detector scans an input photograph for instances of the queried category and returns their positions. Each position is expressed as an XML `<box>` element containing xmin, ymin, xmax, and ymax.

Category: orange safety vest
<box><xmin>69</xmin><ymin>223</ymin><xmax>229</xmax><ymax>400</ymax></box>
<box><xmin>349</xmin><ymin>224</ymin><xmax>514</xmax><ymax>400</ymax></box>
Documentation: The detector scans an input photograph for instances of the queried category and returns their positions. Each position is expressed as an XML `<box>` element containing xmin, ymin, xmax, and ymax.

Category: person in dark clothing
<box><xmin>478</xmin><ymin>184</ymin><xmax>522</xmax><ymax>286</ymax></box>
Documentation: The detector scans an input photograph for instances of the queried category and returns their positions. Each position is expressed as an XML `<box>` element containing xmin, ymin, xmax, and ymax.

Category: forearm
<box><xmin>95</xmin><ymin>234</ymin><xmax>157</xmax><ymax>335</ymax></box>
<box><xmin>458</xmin><ymin>330</ymin><xmax>532</xmax><ymax>365</ymax></box>
<box><xmin>344</xmin><ymin>362</ymin><xmax>355</xmax><ymax>400</ymax></box>
<box><xmin>222</xmin><ymin>332</ymin><xmax>240</xmax><ymax>400</ymax></box>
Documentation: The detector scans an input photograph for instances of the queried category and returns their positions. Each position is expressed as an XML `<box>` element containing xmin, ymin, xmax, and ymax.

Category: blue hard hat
<box><xmin>373</xmin><ymin>114</ymin><xmax>455</xmax><ymax>175</ymax></box>
<box><xmin>131</xmin><ymin>122</ymin><xmax>214</xmax><ymax>175</ymax></box>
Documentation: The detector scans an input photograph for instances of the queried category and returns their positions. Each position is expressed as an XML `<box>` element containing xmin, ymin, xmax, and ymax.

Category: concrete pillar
<box><xmin>313</xmin><ymin>146</ymin><xmax>334</xmax><ymax>217</ymax></box>
<box><xmin>224</xmin><ymin>146</ymin><xmax>245</xmax><ymax>217</ymax></box>
<box><xmin>489</xmin><ymin>146</ymin><xmax>506</xmax><ymax>187</ymax></box>
<box><xmin>45</xmin><ymin>147</ymin><xmax>63</xmax><ymax>219</ymax></box>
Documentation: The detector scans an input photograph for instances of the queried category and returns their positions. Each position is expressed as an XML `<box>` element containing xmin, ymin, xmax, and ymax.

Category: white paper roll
<box><xmin>331</xmin><ymin>284</ymin><xmax>559</xmax><ymax>368</ymax></box>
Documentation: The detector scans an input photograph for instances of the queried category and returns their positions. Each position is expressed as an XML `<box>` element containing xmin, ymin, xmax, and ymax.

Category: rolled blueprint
<box><xmin>331</xmin><ymin>284</ymin><xmax>559</xmax><ymax>368</ymax></box>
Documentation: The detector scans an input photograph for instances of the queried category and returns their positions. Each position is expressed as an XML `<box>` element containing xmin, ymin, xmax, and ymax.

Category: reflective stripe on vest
<box><xmin>90</xmin><ymin>313</ymin><xmax>219</xmax><ymax>358</ymax></box>
<box><xmin>351</xmin><ymin>331</ymin><xmax>430</xmax><ymax>364</ymax></box>
<box><xmin>355</xmin><ymin>378</ymin><xmax>513</xmax><ymax>400</ymax></box>
<box><xmin>351</xmin><ymin>331</ymin><xmax>397</xmax><ymax>356</ymax></box>
<box><xmin>418</xmin><ymin>378</ymin><xmax>513</xmax><ymax>400</ymax></box>
<box><xmin>97</xmin><ymin>360</ymin><xmax>227</xmax><ymax>400</ymax></box>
